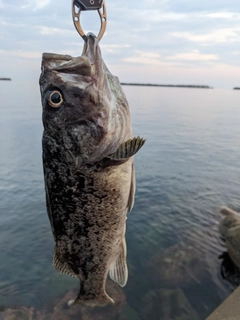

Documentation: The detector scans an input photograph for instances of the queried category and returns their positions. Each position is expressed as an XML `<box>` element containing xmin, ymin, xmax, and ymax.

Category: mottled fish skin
<box><xmin>39</xmin><ymin>33</ymin><xmax>144</xmax><ymax>306</ymax></box>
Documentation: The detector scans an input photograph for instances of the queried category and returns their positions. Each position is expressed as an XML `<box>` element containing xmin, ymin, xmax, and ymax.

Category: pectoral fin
<box><xmin>110</xmin><ymin>136</ymin><xmax>146</xmax><ymax>160</ymax></box>
<box><xmin>53</xmin><ymin>246</ymin><xmax>77</xmax><ymax>278</ymax></box>
<box><xmin>109</xmin><ymin>238</ymin><xmax>128</xmax><ymax>287</ymax></box>
<box><xmin>100</xmin><ymin>137</ymin><xmax>145</xmax><ymax>167</ymax></box>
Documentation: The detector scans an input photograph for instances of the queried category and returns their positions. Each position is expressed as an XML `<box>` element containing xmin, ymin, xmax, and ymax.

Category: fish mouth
<box><xmin>42</xmin><ymin>53</ymin><xmax>73</xmax><ymax>62</ymax></box>
<box><xmin>81</xmin><ymin>33</ymin><xmax>104</xmax><ymax>77</ymax></box>
<box><xmin>82</xmin><ymin>33</ymin><xmax>98</xmax><ymax>65</ymax></box>
<box><xmin>41</xmin><ymin>33</ymin><xmax>103</xmax><ymax>79</ymax></box>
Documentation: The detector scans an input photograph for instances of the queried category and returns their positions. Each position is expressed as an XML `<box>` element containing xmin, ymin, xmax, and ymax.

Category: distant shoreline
<box><xmin>0</xmin><ymin>78</ymin><xmax>11</xmax><ymax>81</ymax></box>
<box><xmin>121</xmin><ymin>83</ymin><xmax>213</xmax><ymax>89</ymax></box>
<box><xmin>233</xmin><ymin>87</ymin><xmax>240</xmax><ymax>90</ymax></box>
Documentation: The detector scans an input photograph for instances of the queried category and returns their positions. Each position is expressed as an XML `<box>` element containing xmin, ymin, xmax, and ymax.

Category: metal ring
<box><xmin>72</xmin><ymin>0</ymin><xmax>107</xmax><ymax>42</ymax></box>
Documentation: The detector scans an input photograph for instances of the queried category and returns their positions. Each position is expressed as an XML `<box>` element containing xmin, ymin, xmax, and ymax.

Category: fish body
<box><xmin>39</xmin><ymin>34</ymin><xmax>145</xmax><ymax>306</ymax></box>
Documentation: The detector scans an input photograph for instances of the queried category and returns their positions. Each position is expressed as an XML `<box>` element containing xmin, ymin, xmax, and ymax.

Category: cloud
<box><xmin>131</xmin><ymin>9</ymin><xmax>240</xmax><ymax>24</ymax></box>
<box><xmin>134</xmin><ymin>10</ymin><xmax>187</xmax><ymax>22</ymax></box>
<box><xmin>0</xmin><ymin>0</ymin><xmax>239</xmax><ymax>87</ymax></box>
<box><xmin>143</xmin><ymin>0</ymin><xmax>168</xmax><ymax>5</ymax></box>
<box><xmin>171</xmin><ymin>29</ymin><xmax>240</xmax><ymax>43</ymax></box>
<box><xmin>167</xmin><ymin>50</ymin><xmax>219</xmax><ymax>61</ymax></box>
<box><xmin>0</xmin><ymin>19</ymin><xmax>26</xmax><ymax>27</ymax></box>
<box><xmin>21</xmin><ymin>0</ymin><xmax>51</xmax><ymax>11</ymax></box>
<box><xmin>201</xmin><ymin>12</ymin><xmax>240</xmax><ymax>19</ymax></box>
<box><xmin>37</xmin><ymin>26</ymin><xmax>73</xmax><ymax>36</ymax></box>
<box><xmin>147</xmin><ymin>11</ymin><xmax>187</xmax><ymax>21</ymax></box>
<box><xmin>0</xmin><ymin>18</ymin><xmax>7</xmax><ymax>25</ymax></box>
<box><xmin>0</xmin><ymin>49</ymin><xmax>41</xmax><ymax>59</ymax></box>
<box><xmin>101</xmin><ymin>44</ymin><xmax>131</xmax><ymax>54</ymax></box>
<box><xmin>101</xmin><ymin>44</ymin><xmax>131</xmax><ymax>49</ymax></box>
<box><xmin>123</xmin><ymin>51</ymin><xmax>164</xmax><ymax>66</ymax></box>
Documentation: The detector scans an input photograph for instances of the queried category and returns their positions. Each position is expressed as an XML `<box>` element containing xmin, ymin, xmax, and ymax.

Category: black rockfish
<box><xmin>39</xmin><ymin>33</ymin><xmax>145</xmax><ymax>306</ymax></box>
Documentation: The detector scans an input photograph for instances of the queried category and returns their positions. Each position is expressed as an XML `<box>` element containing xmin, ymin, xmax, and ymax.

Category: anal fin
<box><xmin>53</xmin><ymin>246</ymin><xmax>77</xmax><ymax>278</ymax></box>
<box><xmin>109</xmin><ymin>237</ymin><xmax>128</xmax><ymax>287</ymax></box>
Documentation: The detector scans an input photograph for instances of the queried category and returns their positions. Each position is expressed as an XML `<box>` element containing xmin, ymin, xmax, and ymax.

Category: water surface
<box><xmin>0</xmin><ymin>82</ymin><xmax>240</xmax><ymax>319</ymax></box>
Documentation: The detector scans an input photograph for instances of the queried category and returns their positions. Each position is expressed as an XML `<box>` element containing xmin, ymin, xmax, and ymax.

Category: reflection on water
<box><xmin>0</xmin><ymin>83</ymin><xmax>240</xmax><ymax>319</ymax></box>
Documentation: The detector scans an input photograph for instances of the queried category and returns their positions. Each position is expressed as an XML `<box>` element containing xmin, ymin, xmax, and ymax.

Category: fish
<box><xmin>39</xmin><ymin>33</ymin><xmax>145</xmax><ymax>306</ymax></box>
<box><xmin>219</xmin><ymin>207</ymin><xmax>240</xmax><ymax>269</ymax></box>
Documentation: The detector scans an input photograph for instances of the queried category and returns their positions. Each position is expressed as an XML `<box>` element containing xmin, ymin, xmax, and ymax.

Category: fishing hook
<box><xmin>72</xmin><ymin>0</ymin><xmax>107</xmax><ymax>42</ymax></box>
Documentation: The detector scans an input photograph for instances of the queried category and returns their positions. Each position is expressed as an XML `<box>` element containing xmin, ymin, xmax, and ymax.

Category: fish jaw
<box><xmin>40</xmin><ymin>34</ymin><xmax>104</xmax><ymax>89</ymax></box>
<box><xmin>81</xmin><ymin>33</ymin><xmax>104</xmax><ymax>83</ymax></box>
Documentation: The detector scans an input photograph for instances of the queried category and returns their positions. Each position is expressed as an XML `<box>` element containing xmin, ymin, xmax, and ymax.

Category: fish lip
<box><xmin>42</xmin><ymin>53</ymin><xmax>73</xmax><ymax>61</ymax></box>
<box><xmin>41</xmin><ymin>33</ymin><xmax>103</xmax><ymax>79</ymax></box>
<box><xmin>82</xmin><ymin>33</ymin><xmax>103</xmax><ymax>77</ymax></box>
<box><xmin>81</xmin><ymin>32</ymin><xmax>98</xmax><ymax>64</ymax></box>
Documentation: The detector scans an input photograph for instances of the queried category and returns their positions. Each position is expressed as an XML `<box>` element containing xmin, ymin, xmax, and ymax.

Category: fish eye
<box><xmin>48</xmin><ymin>90</ymin><xmax>63</xmax><ymax>108</ymax></box>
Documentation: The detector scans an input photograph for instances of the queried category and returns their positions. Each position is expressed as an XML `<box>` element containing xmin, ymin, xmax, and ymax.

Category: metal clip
<box><xmin>72</xmin><ymin>0</ymin><xmax>107</xmax><ymax>42</ymax></box>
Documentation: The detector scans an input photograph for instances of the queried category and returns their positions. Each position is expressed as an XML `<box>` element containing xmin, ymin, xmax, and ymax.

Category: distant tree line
<box><xmin>121</xmin><ymin>83</ymin><xmax>213</xmax><ymax>89</ymax></box>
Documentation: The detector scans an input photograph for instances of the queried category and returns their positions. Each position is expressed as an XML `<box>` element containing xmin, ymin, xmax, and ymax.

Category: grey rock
<box><xmin>142</xmin><ymin>288</ymin><xmax>200</xmax><ymax>320</ymax></box>
<box><xmin>44</xmin><ymin>280</ymin><xmax>126</xmax><ymax>320</ymax></box>
<box><xmin>117</xmin><ymin>304</ymin><xmax>141</xmax><ymax>320</ymax></box>
<box><xmin>148</xmin><ymin>241</ymin><xmax>209</xmax><ymax>288</ymax></box>
<box><xmin>0</xmin><ymin>307</ymin><xmax>42</xmax><ymax>320</ymax></box>
<box><xmin>0</xmin><ymin>280</ymin><xmax>126</xmax><ymax>320</ymax></box>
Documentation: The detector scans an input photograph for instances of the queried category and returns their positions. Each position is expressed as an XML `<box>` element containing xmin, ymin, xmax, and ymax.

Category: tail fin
<box><xmin>68</xmin><ymin>293</ymin><xmax>114</xmax><ymax>307</ymax></box>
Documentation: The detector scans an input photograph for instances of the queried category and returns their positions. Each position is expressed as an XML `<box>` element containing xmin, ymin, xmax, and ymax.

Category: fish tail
<box><xmin>68</xmin><ymin>292</ymin><xmax>114</xmax><ymax>307</ymax></box>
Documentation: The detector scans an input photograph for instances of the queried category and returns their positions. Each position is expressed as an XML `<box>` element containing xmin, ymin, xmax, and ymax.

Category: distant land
<box><xmin>0</xmin><ymin>78</ymin><xmax>11</xmax><ymax>81</ymax></box>
<box><xmin>233</xmin><ymin>87</ymin><xmax>240</xmax><ymax>90</ymax></box>
<box><xmin>121</xmin><ymin>83</ymin><xmax>213</xmax><ymax>89</ymax></box>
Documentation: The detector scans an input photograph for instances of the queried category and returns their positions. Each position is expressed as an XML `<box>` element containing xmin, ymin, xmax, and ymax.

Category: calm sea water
<box><xmin>0</xmin><ymin>81</ymin><xmax>240</xmax><ymax>319</ymax></box>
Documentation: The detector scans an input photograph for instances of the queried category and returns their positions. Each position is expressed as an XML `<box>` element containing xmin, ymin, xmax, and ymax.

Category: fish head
<box><xmin>40</xmin><ymin>33</ymin><xmax>132</xmax><ymax>164</ymax></box>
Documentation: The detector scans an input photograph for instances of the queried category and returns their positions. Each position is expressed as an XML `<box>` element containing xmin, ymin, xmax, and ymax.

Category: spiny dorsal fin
<box><xmin>109</xmin><ymin>237</ymin><xmax>128</xmax><ymax>287</ymax></box>
<box><xmin>110</xmin><ymin>136</ymin><xmax>146</xmax><ymax>160</ymax></box>
<box><xmin>53</xmin><ymin>247</ymin><xmax>77</xmax><ymax>278</ymax></box>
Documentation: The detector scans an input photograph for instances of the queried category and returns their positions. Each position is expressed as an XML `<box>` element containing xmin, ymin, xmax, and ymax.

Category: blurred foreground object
<box><xmin>218</xmin><ymin>206</ymin><xmax>240</xmax><ymax>269</ymax></box>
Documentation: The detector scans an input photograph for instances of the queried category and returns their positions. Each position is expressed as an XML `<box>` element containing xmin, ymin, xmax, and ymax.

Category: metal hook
<box><xmin>72</xmin><ymin>0</ymin><xmax>107</xmax><ymax>42</ymax></box>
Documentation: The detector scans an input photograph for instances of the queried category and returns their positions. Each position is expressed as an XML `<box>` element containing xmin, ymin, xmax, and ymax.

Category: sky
<box><xmin>0</xmin><ymin>0</ymin><xmax>240</xmax><ymax>88</ymax></box>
